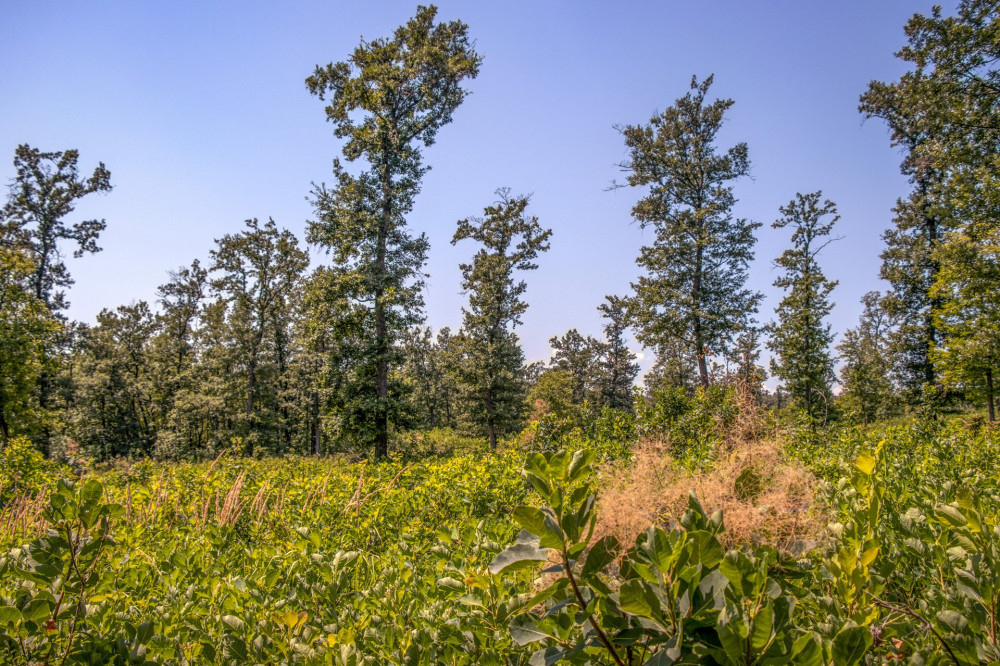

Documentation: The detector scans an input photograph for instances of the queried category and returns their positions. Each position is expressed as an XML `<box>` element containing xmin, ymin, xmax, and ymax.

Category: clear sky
<box><xmin>1</xmin><ymin>1</ymin><xmax>925</xmax><ymax>375</ymax></box>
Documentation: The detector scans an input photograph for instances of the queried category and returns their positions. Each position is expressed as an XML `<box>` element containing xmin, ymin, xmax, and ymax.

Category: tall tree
<box><xmin>595</xmin><ymin>295</ymin><xmax>640</xmax><ymax>410</ymax></box>
<box><xmin>837</xmin><ymin>292</ymin><xmax>899</xmax><ymax>424</ymax></box>
<box><xmin>766</xmin><ymin>192</ymin><xmax>839</xmax><ymax>427</ymax></box>
<box><xmin>861</xmin><ymin>1</ymin><xmax>1000</xmax><ymax>404</ymax></box>
<box><xmin>730</xmin><ymin>325</ymin><xmax>767</xmax><ymax>397</ymax></box>
<box><xmin>452</xmin><ymin>189</ymin><xmax>551</xmax><ymax>449</ymax></box>
<box><xmin>0</xmin><ymin>248</ymin><xmax>56</xmax><ymax>441</ymax></box>
<box><xmin>932</xmin><ymin>232</ymin><xmax>1000</xmax><ymax>421</ymax></box>
<box><xmin>620</xmin><ymin>75</ymin><xmax>761</xmax><ymax>387</ymax></box>
<box><xmin>401</xmin><ymin>326</ymin><xmax>459</xmax><ymax>430</ymax></box>
<box><xmin>306</xmin><ymin>5</ymin><xmax>480</xmax><ymax>457</ymax></box>
<box><xmin>549</xmin><ymin>329</ymin><xmax>602</xmax><ymax>406</ymax></box>
<box><xmin>209</xmin><ymin>218</ymin><xmax>308</xmax><ymax>454</ymax></box>
<box><xmin>1</xmin><ymin>144</ymin><xmax>112</xmax><ymax>456</ymax></box>
<box><xmin>70</xmin><ymin>302</ymin><xmax>157</xmax><ymax>459</ymax></box>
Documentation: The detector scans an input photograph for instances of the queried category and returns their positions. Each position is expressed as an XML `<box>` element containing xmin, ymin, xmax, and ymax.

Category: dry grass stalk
<box><xmin>216</xmin><ymin>470</ymin><xmax>247</xmax><ymax>527</ymax></box>
<box><xmin>342</xmin><ymin>464</ymin><xmax>412</xmax><ymax>516</ymax></box>
<box><xmin>251</xmin><ymin>483</ymin><xmax>270</xmax><ymax>522</ymax></box>
<box><xmin>345</xmin><ymin>468</ymin><xmax>365</xmax><ymax>518</ymax></box>
<box><xmin>0</xmin><ymin>491</ymin><xmax>48</xmax><ymax>542</ymax></box>
<box><xmin>595</xmin><ymin>438</ymin><xmax>822</xmax><ymax>555</ymax></box>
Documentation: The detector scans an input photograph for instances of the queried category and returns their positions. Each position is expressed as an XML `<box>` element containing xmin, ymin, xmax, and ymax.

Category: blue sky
<box><xmin>1</xmin><ymin>1</ymin><xmax>924</xmax><ymax>375</ymax></box>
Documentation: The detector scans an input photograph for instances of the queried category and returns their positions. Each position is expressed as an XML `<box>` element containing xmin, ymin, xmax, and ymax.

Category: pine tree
<box><xmin>451</xmin><ymin>189</ymin><xmax>551</xmax><ymax>449</ymax></box>
<box><xmin>548</xmin><ymin>329</ymin><xmax>601</xmax><ymax>406</ymax></box>
<box><xmin>595</xmin><ymin>295</ymin><xmax>639</xmax><ymax>410</ymax></box>
<box><xmin>306</xmin><ymin>5</ymin><xmax>480</xmax><ymax>457</ymax></box>
<box><xmin>766</xmin><ymin>192</ymin><xmax>839</xmax><ymax>427</ymax></box>
<box><xmin>620</xmin><ymin>75</ymin><xmax>761</xmax><ymax>387</ymax></box>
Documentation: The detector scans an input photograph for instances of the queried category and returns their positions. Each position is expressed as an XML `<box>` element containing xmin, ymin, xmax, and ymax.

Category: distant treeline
<box><xmin>1</xmin><ymin>2</ymin><xmax>997</xmax><ymax>460</ymax></box>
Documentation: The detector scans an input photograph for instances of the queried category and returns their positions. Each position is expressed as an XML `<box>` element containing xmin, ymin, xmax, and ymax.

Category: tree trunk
<box><xmin>0</xmin><ymin>403</ymin><xmax>9</xmax><ymax>441</ymax></box>
<box><xmin>987</xmin><ymin>368</ymin><xmax>996</xmax><ymax>422</ymax></box>
<box><xmin>485</xmin><ymin>391</ymin><xmax>497</xmax><ymax>451</ymax></box>
<box><xmin>374</xmin><ymin>162</ymin><xmax>392</xmax><ymax>459</ymax></box>
<box><xmin>693</xmin><ymin>246</ymin><xmax>709</xmax><ymax>388</ymax></box>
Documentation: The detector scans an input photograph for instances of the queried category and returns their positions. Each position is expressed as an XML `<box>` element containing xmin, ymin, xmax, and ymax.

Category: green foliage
<box><xmin>0</xmin><ymin>248</ymin><xmax>56</xmax><ymax>441</ymax></box>
<box><xmin>595</xmin><ymin>296</ymin><xmax>640</xmax><ymax>411</ymax></box>
<box><xmin>306</xmin><ymin>5</ymin><xmax>481</xmax><ymax>457</ymax></box>
<box><xmin>492</xmin><ymin>450</ymin><xmax>821</xmax><ymax>664</ymax></box>
<box><xmin>635</xmin><ymin>384</ymin><xmax>742</xmax><ymax>465</ymax></box>
<box><xmin>451</xmin><ymin>189</ymin><xmax>551</xmax><ymax>449</ymax></box>
<box><xmin>208</xmin><ymin>217</ymin><xmax>309</xmax><ymax>455</ymax></box>
<box><xmin>1</xmin><ymin>144</ymin><xmax>112</xmax><ymax>314</ymax></box>
<box><xmin>837</xmin><ymin>292</ymin><xmax>901</xmax><ymax>424</ymax></box>
<box><xmin>0</xmin><ymin>436</ymin><xmax>65</xmax><ymax>502</ymax></box>
<box><xmin>0</xmin><ymin>478</ymin><xmax>127</xmax><ymax>664</ymax></box>
<box><xmin>766</xmin><ymin>191</ymin><xmax>839</xmax><ymax>428</ymax></box>
<box><xmin>620</xmin><ymin>74</ymin><xmax>761</xmax><ymax>388</ymax></box>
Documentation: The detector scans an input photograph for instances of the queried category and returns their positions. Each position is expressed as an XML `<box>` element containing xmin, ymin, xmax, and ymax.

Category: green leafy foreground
<box><xmin>2</xmin><ymin>421</ymin><xmax>1000</xmax><ymax>664</ymax></box>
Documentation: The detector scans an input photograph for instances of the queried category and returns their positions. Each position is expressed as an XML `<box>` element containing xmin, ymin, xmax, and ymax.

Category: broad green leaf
<box><xmin>831</xmin><ymin>625</ymin><xmax>872</xmax><ymax>666</ymax></box>
<box><xmin>489</xmin><ymin>537</ymin><xmax>549</xmax><ymax>575</ymax></box>
<box><xmin>582</xmin><ymin>536</ymin><xmax>619</xmax><ymax>578</ymax></box>
<box><xmin>0</xmin><ymin>606</ymin><xmax>21</xmax><ymax>625</ymax></box>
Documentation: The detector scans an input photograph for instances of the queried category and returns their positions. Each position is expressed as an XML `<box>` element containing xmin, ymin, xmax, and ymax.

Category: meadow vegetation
<box><xmin>3</xmin><ymin>387</ymin><xmax>1000</xmax><ymax>663</ymax></box>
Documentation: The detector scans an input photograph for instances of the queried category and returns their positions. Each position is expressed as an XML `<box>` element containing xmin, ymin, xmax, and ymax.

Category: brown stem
<box><xmin>873</xmin><ymin>598</ymin><xmax>960</xmax><ymax>666</ymax></box>
<box><xmin>561</xmin><ymin>544</ymin><xmax>626</xmax><ymax>666</ymax></box>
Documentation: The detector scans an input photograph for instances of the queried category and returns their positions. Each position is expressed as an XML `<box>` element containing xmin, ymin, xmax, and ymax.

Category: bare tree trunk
<box><xmin>987</xmin><ymin>368</ymin><xmax>995</xmax><ymax>422</ymax></box>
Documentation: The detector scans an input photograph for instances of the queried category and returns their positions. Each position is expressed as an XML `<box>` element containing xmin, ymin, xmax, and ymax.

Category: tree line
<box><xmin>1</xmin><ymin>1</ymin><xmax>997</xmax><ymax>460</ymax></box>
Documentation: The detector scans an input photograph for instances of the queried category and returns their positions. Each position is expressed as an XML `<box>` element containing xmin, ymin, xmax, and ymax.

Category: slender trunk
<box><xmin>312</xmin><ymin>390</ymin><xmax>322</xmax><ymax>455</ymax></box>
<box><xmin>246</xmin><ymin>359</ymin><xmax>256</xmax><ymax>417</ymax></box>
<box><xmin>987</xmin><ymin>368</ymin><xmax>995</xmax><ymax>423</ymax></box>
<box><xmin>485</xmin><ymin>390</ymin><xmax>497</xmax><ymax>451</ymax></box>
<box><xmin>921</xmin><ymin>179</ymin><xmax>941</xmax><ymax>388</ymax></box>
<box><xmin>0</xmin><ymin>403</ymin><xmax>9</xmax><ymax>441</ymax></box>
<box><xmin>693</xmin><ymin>246</ymin><xmax>709</xmax><ymax>388</ymax></box>
<box><xmin>374</xmin><ymin>162</ymin><xmax>392</xmax><ymax>459</ymax></box>
<box><xmin>38</xmin><ymin>367</ymin><xmax>52</xmax><ymax>458</ymax></box>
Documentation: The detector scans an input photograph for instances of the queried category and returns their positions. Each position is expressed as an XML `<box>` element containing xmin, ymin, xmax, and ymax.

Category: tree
<box><xmin>2</xmin><ymin>145</ymin><xmax>113</xmax><ymax>313</ymax></box>
<box><xmin>306</xmin><ymin>5</ymin><xmax>480</xmax><ymax>457</ymax></box>
<box><xmin>932</xmin><ymin>232</ymin><xmax>1000</xmax><ymax>421</ymax></box>
<box><xmin>209</xmin><ymin>218</ymin><xmax>308</xmax><ymax>454</ymax></box>
<box><xmin>548</xmin><ymin>329</ymin><xmax>602</xmax><ymax>406</ymax></box>
<box><xmin>451</xmin><ymin>189</ymin><xmax>551</xmax><ymax>449</ymax></box>
<box><xmin>595</xmin><ymin>295</ymin><xmax>640</xmax><ymax>410</ymax></box>
<box><xmin>2</xmin><ymin>144</ymin><xmax>112</xmax><ymax>456</ymax></box>
<box><xmin>620</xmin><ymin>75</ymin><xmax>761</xmax><ymax>388</ymax></box>
<box><xmin>644</xmin><ymin>338</ymin><xmax>700</xmax><ymax>395</ymax></box>
<box><xmin>70</xmin><ymin>302</ymin><xmax>157</xmax><ymax>459</ymax></box>
<box><xmin>861</xmin><ymin>1</ymin><xmax>1000</xmax><ymax>405</ymax></box>
<box><xmin>0</xmin><ymin>248</ymin><xmax>56</xmax><ymax>441</ymax></box>
<box><xmin>401</xmin><ymin>326</ymin><xmax>459</xmax><ymax>430</ymax></box>
<box><xmin>766</xmin><ymin>192</ymin><xmax>839</xmax><ymax>427</ymax></box>
<box><xmin>837</xmin><ymin>292</ymin><xmax>899</xmax><ymax>424</ymax></box>
<box><xmin>730</xmin><ymin>325</ymin><xmax>767</xmax><ymax>398</ymax></box>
